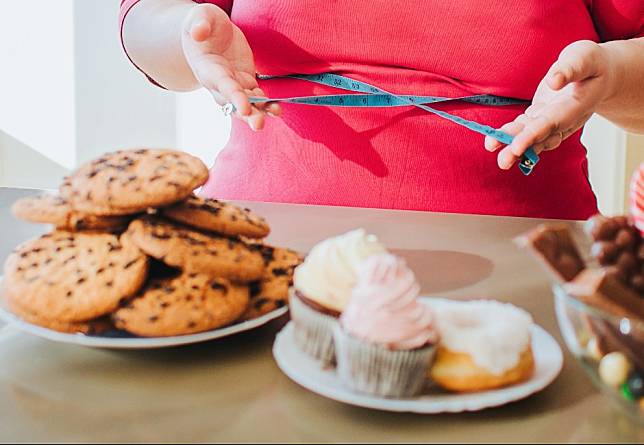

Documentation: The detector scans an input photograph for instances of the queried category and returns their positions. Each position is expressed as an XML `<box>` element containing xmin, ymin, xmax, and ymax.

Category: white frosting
<box><xmin>425</xmin><ymin>299</ymin><xmax>533</xmax><ymax>375</ymax></box>
<box><xmin>293</xmin><ymin>229</ymin><xmax>387</xmax><ymax>312</ymax></box>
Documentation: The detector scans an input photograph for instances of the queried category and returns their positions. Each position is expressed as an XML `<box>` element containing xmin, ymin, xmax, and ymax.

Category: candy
<box><xmin>599</xmin><ymin>352</ymin><xmax>631</xmax><ymax>388</ymax></box>
<box><xmin>626</xmin><ymin>371</ymin><xmax>644</xmax><ymax>399</ymax></box>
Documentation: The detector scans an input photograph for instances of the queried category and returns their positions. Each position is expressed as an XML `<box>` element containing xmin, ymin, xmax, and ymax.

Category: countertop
<box><xmin>0</xmin><ymin>187</ymin><xmax>641</xmax><ymax>443</ymax></box>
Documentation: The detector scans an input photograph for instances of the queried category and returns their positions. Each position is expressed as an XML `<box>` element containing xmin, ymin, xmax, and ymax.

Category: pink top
<box><xmin>120</xmin><ymin>0</ymin><xmax>644</xmax><ymax>219</ymax></box>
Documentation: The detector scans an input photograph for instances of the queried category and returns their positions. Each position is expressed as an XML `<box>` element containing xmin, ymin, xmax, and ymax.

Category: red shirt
<box><xmin>120</xmin><ymin>0</ymin><xmax>644</xmax><ymax>219</ymax></box>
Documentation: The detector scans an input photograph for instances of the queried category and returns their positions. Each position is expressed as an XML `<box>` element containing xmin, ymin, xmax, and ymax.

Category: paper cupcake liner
<box><xmin>333</xmin><ymin>326</ymin><xmax>436</xmax><ymax>398</ymax></box>
<box><xmin>288</xmin><ymin>289</ymin><xmax>338</xmax><ymax>366</ymax></box>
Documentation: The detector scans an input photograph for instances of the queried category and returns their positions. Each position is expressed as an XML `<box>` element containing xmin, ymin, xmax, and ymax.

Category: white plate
<box><xmin>273</xmin><ymin>322</ymin><xmax>563</xmax><ymax>413</ymax></box>
<box><xmin>0</xmin><ymin>283</ymin><xmax>288</xmax><ymax>349</ymax></box>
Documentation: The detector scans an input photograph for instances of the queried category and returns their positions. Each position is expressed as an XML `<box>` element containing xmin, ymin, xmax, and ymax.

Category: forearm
<box><xmin>122</xmin><ymin>0</ymin><xmax>199</xmax><ymax>91</ymax></box>
<box><xmin>598</xmin><ymin>38</ymin><xmax>644</xmax><ymax>133</ymax></box>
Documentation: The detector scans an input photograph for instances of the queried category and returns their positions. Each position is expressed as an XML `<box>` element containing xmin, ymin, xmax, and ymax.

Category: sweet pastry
<box><xmin>112</xmin><ymin>272</ymin><xmax>249</xmax><ymax>337</ymax></box>
<box><xmin>126</xmin><ymin>217</ymin><xmax>264</xmax><ymax>282</ymax></box>
<box><xmin>427</xmin><ymin>299</ymin><xmax>535</xmax><ymax>392</ymax></box>
<box><xmin>290</xmin><ymin>229</ymin><xmax>387</xmax><ymax>364</ymax></box>
<box><xmin>3</xmin><ymin>231</ymin><xmax>148</xmax><ymax>322</ymax></box>
<box><xmin>334</xmin><ymin>254</ymin><xmax>438</xmax><ymax>397</ymax></box>
<box><xmin>241</xmin><ymin>245</ymin><xmax>303</xmax><ymax>321</ymax></box>
<box><xmin>2</xmin><ymin>148</ymin><xmax>306</xmax><ymax>339</ymax></box>
<box><xmin>62</xmin><ymin>149</ymin><xmax>209</xmax><ymax>215</ymax></box>
<box><xmin>4</xmin><ymin>296</ymin><xmax>113</xmax><ymax>335</ymax></box>
<box><xmin>11</xmin><ymin>193</ymin><xmax>132</xmax><ymax>232</ymax></box>
<box><xmin>162</xmin><ymin>195</ymin><xmax>270</xmax><ymax>239</ymax></box>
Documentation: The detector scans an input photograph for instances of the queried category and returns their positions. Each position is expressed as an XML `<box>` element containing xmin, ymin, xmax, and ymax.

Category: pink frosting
<box><xmin>340</xmin><ymin>254</ymin><xmax>439</xmax><ymax>350</ymax></box>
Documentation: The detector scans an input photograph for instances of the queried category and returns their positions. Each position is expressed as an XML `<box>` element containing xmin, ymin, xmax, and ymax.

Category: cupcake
<box><xmin>333</xmin><ymin>253</ymin><xmax>439</xmax><ymax>398</ymax></box>
<box><xmin>291</xmin><ymin>229</ymin><xmax>387</xmax><ymax>364</ymax></box>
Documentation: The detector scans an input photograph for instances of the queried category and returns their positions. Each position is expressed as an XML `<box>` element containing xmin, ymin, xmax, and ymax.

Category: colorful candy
<box><xmin>598</xmin><ymin>352</ymin><xmax>631</xmax><ymax>388</ymax></box>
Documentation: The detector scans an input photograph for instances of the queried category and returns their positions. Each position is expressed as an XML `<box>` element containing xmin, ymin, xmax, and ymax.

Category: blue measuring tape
<box><xmin>234</xmin><ymin>73</ymin><xmax>540</xmax><ymax>175</ymax></box>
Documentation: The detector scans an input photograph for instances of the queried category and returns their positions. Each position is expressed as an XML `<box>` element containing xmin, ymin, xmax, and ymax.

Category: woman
<box><xmin>120</xmin><ymin>0</ymin><xmax>644</xmax><ymax>219</ymax></box>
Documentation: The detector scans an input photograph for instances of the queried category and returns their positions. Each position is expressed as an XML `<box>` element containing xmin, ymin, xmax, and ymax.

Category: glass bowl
<box><xmin>553</xmin><ymin>285</ymin><xmax>643</xmax><ymax>423</ymax></box>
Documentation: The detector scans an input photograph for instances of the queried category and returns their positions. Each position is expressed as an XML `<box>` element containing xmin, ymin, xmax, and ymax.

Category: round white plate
<box><xmin>273</xmin><ymin>322</ymin><xmax>563</xmax><ymax>413</ymax></box>
<box><xmin>0</xmin><ymin>279</ymin><xmax>288</xmax><ymax>349</ymax></box>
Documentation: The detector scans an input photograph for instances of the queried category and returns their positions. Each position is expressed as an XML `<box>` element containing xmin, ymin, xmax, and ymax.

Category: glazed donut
<box><xmin>426</xmin><ymin>299</ymin><xmax>535</xmax><ymax>392</ymax></box>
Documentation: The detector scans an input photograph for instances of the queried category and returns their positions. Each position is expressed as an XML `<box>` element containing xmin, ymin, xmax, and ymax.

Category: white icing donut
<box><xmin>425</xmin><ymin>299</ymin><xmax>534</xmax><ymax>376</ymax></box>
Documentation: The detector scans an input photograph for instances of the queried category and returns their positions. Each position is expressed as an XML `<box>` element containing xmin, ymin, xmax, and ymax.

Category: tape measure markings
<box><xmin>247</xmin><ymin>73</ymin><xmax>540</xmax><ymax>175</ymax></box>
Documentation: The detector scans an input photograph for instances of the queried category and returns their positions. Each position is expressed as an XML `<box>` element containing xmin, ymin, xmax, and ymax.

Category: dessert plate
<box><xmin>273</xmin><ymin>322</ymin><xmax>564</xmax><ymax>413</ymax></box>
<box><xmin>0</xmin><ymin>279</ymin><xmax>288</xmax><ymax>350</ymax></box>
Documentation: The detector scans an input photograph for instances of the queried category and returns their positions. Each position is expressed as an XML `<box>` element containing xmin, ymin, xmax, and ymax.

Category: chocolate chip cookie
<box><xmin>112</xmin><ymin>272</ymin><xmax>249</xmax><ymax>337</ymax></box>
<box><xmin>162</xmin><ymin>195</ymin><xmax>270</xmax><ymax>239</ymax></box>
<box><xmin>3</xmin><ymin>296</ymin><xmax>113</xmax><ymax>334</ymax></box>
<box><xmin>127</xmin><ymin>217</ymin><xmax>265</xmax><ymax>282</ymax></box>
<box><xmin>12</xmin><ymin>193</ymin><xmax>131</xmax><ymax>232</ymax></box>
<box><xmin>63</xmin><ymin>149</ymin><xmax>209</xmax><ymax>215</ymax></box>
<box><xmin>241</xmin><ymin>245</ymin><xmax>303</xmax><ymax>320</ymax></box>
<box><xmin>3</xmin><ymin>231</ymin><xmax>149</xmax><ymax>322</ymax></box>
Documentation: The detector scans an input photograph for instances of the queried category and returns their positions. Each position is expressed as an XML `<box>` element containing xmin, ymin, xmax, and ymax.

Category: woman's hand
<box><xmin>181</xmin><ymin>3</ymin><xmax>281</xmax><ymax>130</ymax></box>
<box><xmin>485</xmin><ymin>40</ymin><xmax>617</xmax><ymax>170</ymax></box>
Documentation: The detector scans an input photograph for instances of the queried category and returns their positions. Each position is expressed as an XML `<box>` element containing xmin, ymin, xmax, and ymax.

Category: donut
<box><xmin>426</xmin><ymin>299</ymin><xmax>535</xmax><ymax>392</ymax></box>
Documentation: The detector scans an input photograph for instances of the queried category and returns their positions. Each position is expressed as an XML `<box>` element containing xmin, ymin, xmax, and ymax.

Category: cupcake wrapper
<box><xmin>289</xmin><ymin>290</ymin><xmax>338</xmax><ymax>366</ymax></box>
<box><xmin>333</xmin><ymin>326</ymin><xmax>436</xmax><ymax>398</ymax></box>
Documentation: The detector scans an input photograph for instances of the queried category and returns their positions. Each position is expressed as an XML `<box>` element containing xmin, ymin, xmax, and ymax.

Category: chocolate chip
<box><xmin>187</xmin><ymin>321</ymin><xmax>196</xmax><ymax>328</ymax></box>
<box><xmin>149</xmin><ymin>316</ymin><xmax>159</xmax><ymax>323</ymax></box>
<box><xmin>106</xmin><ymin>281</ymin><xmax>114</xmax><ymax>287</ymax></box>
<box><xmin>77</xmin><ymin>277</ymin><xmax>86</xmax><ymax>285</ymax></box>
<box><xmin>210</xmin><ymin>282</ymin><xmax>228</xmax><ymax>294</ymax></box>
<box><xmin>124</xmin><ymin>259</ymin><xmax>139</xmax><ymax>269</ymax></box>
<box><xmin>272</xmin><ymin>268</ymin><xmax>289</xmax><ymax>277</ymax></box>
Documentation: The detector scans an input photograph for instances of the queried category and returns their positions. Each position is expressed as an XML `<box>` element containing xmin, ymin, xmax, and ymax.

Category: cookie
<box><xmin>112</xmin><ymin>272</ymin><xmax>249</xmax><ymax>337</ymax></box>
<box><xmin>63</xmin><ymin>149</ymin><xmax>209</xmax><ymax>215</ymax></box>
<box><xmin>3</xmin><ymin>296</ymin><xmax>113</xmax><ymax>335</ymax></box>
<box><xmin>127</xmin><ymin>217</ymin><xmax>265</xmax><ymax>282</ymax></box>
<box><xmin>162</xmin><ymin>195</ymin><xmax>270</xmax><ymax>239</ymax></box>
<box><xmin>3</xmin><ymin>231</ymin><xmax>149</xmax><ymax>322</ymax></box>
<box><xmin>241</xmin><ymin>245</ymin><xmax>304</xmax><ymax>320</ymax></box>
<box><xmin>12</xmin><ymin>193</ymin><xmax>132</xmax><ymax>232</ymax></box>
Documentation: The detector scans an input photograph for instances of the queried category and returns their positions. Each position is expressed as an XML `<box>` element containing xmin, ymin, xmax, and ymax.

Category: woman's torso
<box><xmin>204</xmin><ymin>0</ymin><xmax>605</xmax><ymax>219</ymax></box>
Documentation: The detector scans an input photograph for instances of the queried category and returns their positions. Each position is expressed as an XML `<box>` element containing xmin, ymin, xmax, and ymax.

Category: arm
<box><xmin>598</xmin><ymin>38</ymin><xmax>644</xmax><ymax>132</ymax></box>
<box><xmin>122</xmin><ymin>0</ymin><xmax>280</xmax><ymax>130</ymax></box>
<box><xmin>485</xmin><ymin>38</ymin><xmax>644</xmax><ymax>170</ymax></box>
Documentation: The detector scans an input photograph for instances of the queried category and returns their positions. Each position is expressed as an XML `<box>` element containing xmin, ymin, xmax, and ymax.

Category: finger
<box><xmin>507</xmin><ymin>114</ymin><xmax>559</xmax><ymax>158</ymax></box>
<box><xmin>236</xmin><ymin>72</ymin><xmax>260</xmax><ymax>91</ymax></box>
<box><xmin>240</xmin><ymin>107</ymin><xmax>266</xmax><ymax>131</ymax></box>
<box><xmin>266</xmin><ymin>103</ymin><xmax>283</xmax><ymax>117</ymax></box>
<box><xmin>214</xmin><ymin>76</ymin><xmax>252</xmax><ymax>116</ymax></box>
<box><xmin>497</xmin><ymin>146</ymin><xmax>520</xmax><ymax>171</ymax></box>
<box><xmin>547</xmin><ymin>40</ymin><xmax>603</xmax><ymax>91</ymax></box>
<box><xmin>484</xmin><ymin>121</ymin><xmax>524</xmax><ymax>152</ymax></box>
<box><xmin>247</xmin><ymin>87</ymin><xmax>268</xmax><ymax>111</ymax></box>
<box><xmin>541</xmin><ymin>132</ymin><xmax>565</xmax><ymax>151</ymax></box>
<box><xmin>190</xmin><ymin>19</ymin><xmax>212</xmax><ymax>42</ymax></box>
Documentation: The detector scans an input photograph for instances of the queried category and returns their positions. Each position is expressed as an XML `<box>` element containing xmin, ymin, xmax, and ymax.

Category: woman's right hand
<box><xmin>181</xmin><ymin>3</ymin><xmax>281</xmax><ymax>130</ymax></box>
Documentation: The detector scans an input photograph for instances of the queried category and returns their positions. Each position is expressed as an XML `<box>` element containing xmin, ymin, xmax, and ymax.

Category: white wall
<box><xmin>0</xmin><ymin>1</ymin><xmax>76</xmax><ymax>168</ymax></box>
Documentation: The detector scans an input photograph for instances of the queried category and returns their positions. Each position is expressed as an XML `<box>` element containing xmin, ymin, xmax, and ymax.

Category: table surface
<box><xmin>0</xmin><ymin>187</ymin><xmax>641</xmax><ymax>443</ymax></box>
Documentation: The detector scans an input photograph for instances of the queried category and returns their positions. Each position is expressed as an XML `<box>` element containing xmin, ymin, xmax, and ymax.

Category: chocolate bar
<box><xmin>517</xmin><ymin>224</ymin><xmax>586</xmax><ymax>283</ymax></box>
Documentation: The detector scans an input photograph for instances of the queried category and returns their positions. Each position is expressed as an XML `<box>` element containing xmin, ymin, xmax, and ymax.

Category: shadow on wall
<box><xmin>0</xmin><ymin>131</ymin><xmax>69</xmax><ymax>189</ymax></box>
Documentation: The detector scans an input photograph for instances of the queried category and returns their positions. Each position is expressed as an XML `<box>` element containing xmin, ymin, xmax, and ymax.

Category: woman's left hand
<box><xmin>485</xmin><ymin>40</ymin><xmax>616</xmax><ymax>170</ymax></box>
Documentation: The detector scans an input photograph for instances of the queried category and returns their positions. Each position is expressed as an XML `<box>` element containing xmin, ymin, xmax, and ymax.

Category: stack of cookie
<box><xmin>4</xmin><ymin>149</ymin><xmax>303</xmax><ymax>337</ymax></box>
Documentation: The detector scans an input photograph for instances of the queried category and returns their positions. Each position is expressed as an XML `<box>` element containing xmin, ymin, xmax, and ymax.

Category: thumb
<box><xmin>547</xmin><ymin>40</ymin><xmax>603</xmax><ymax>91</ymax></box>
<box><xmin>184</xmin><ymin>4</ymin><xmax>229</xmax><ymax>43</ymax></box>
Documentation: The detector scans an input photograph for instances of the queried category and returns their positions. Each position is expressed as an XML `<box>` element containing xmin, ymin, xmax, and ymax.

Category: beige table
<box><xmin>0</xmin><ymin>187</ymin><xmax>641</xmax><ymax>443</ymax></box>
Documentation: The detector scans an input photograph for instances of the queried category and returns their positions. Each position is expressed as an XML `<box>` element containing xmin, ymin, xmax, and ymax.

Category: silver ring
<box><xmin>222</xmin><ymin>103</ymin><xmax>235</xmax><ymax>117</ymax></box>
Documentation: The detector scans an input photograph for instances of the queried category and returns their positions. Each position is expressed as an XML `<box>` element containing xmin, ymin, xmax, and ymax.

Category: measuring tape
<box><xmin>227</xmin><ymin>73</ymin><xmax>540</xmax><ymax>175</ymax></box>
